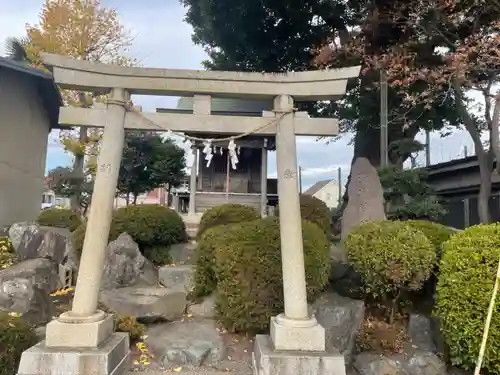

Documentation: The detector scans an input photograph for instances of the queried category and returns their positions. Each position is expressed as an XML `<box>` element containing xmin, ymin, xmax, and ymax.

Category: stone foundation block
<box><xmin>270</xmin><ymin>316</ymin><xmax>326</xmax><ymax>351</ymax></box>
<box><xmin>45</xmin><ymin>313</ymin><xmax>114</xmax><ymax>348</ymax></box>
<box><xmin>17</xmin><ymin>332</ymin><xmax>130</xmax><ymax>375</ymax></box>
<box><xmin>252</xmin><ymin>335</ymin><xmax>346</xmax><ymax>375</ymax></box>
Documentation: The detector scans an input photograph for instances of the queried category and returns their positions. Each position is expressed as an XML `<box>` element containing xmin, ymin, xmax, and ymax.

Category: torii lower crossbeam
<box><xmin>58</xmin><ymin>107</ymin><xmax>339</xmax><ymax>137</ymax></box>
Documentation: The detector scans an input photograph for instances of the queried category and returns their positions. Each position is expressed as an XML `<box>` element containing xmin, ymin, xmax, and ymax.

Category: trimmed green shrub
<box><xmin>214</xmin><ymin>217</ymin><xmax>330</xmax><ymax>333</ymax></box>
<box><xmin>0</xmin><ymin>237</ymin><xmax>16</xmax><ymax>269</ymax></box>
<box><xmin>73</xmin><ymin>204</ymin><xmax>186</xmax><ymax>254</ymax></box>
<box><xmin>143</xmin><ymin>246</ymin><xmax>172</xmax><ymax>266</ymax></box>
<box><xmin>345</xmin><ymin>220</ymin><xmax>435</xmax><ymax>309</ymax></box>
<box><xmin>435</xmin><ymin>224</ymin><xmax>500</xmax><ymax>373</ymax></box>
<box><xmin>276</xmin><ymin>194</ymin><xmax>332</xmax><ymax>235</ymax></box>
<box><xmin>406</xmin><ymin>220</ymin><xmax>455</xmax><ymax>257</ymax></box>
<box><xmin>198</xmin><ymin>203</ymin><xmax>260</xmax><ymax>237</ymax></box>
<box><xmin>37</xmin><ymin>208</ymin><xmax>82</xmax><ymax>232</ymax></box>
<box><xmin>0</xmin><ymin>313</ymin><xmax>38</xmax><ymax>375</ymax></box>
<box><xmin>192</xmin><ymin>225</ymin><xmax>225</xmax><ymax>298</ymax></box>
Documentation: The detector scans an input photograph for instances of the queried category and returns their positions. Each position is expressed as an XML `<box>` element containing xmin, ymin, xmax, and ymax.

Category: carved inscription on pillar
<box><xmin>283</xmin><ymin>169</ymin><xmax>297</xmax><ymax>180</ymax></box>
<box><xmin>99</xmin><ymin>163</ymin><xmax>112</xmax><ymax>174</ymax></box>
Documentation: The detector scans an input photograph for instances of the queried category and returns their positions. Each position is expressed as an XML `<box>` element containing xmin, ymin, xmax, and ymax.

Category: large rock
<box><xmin>169</xmin><ymin>242</ymin><xmax>197</xmax><ymax>265</ymax></box>
<box><xmin>102</xmin><ymin>233</ymin><xmax>158</xmax><ymax>289</ymax></box>
<box><xmin>353</xmin><ymin>350</ymin><xmax>446</xmax><ymax>375</ymax></box>
<box><xmin>0</xmin><ymin>278</ymin><xmax>55</xmax><ymax>326</ymax></box>
<box><xmin>313</xmin><ymin>292</ymin><xmax>365</xmax><ymax>364</ymax></box>
<box><xmin>187</xmin><ymin>294</ymin><xmax>216</xmax><ymax>318</ymax></box>
<box><xmin>329</xmin><ymin>243</ymin><xmax>363</xmax><ymax>299</ymax></box>
<box><xmin>99</xmin><ymin>286</ymin><xmax>186</xmax><ymax>322</ymax></box>
<box><xmin>8</xmin><ymin>222</ymin><xmax>78</xmax><ymax>270</ymax></box>
<box><xmin>447</xmin><ymin>368</ymin><xmax>471</xmax><ymax>375</ymax></box>
<box><xmin>0</xmin><ymin>258</ymin><xmax>60</xmax><ymax>293</ymax></box>
<box><xmin>407</xmin><ymin>314</ymin><xmax>444</xmax><ymax>355</ymax></box>
<box><xmin>146</xmin><ymin>319</ymin><xmax>226</xmax><ymax>367</ymax></box>
<box><xmin>159</xmin><ymin>265</ymin><xmax>194</xmax><ymax>292</ymax></box>
<box><xmin>341</xmin><ymin>157</ymin><xmax>386</xmax><ymax>240</ymax></box>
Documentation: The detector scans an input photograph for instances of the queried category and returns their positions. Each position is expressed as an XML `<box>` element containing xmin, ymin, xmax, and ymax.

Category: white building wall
<box><xmin>313</xmin><ymin>181</ymin><xmax>342</xmax><ymax>209</ymax></box>
<box><xmin>0</xmin><ymin>69</ymin><xmax>50</xmax><ymax>227</ymax></box>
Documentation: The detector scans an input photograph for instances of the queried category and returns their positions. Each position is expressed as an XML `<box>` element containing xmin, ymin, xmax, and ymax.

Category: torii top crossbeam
<box><xmin>41</xmin><ymin>53</ymin><xmax>360</xmax><ymax>101</ymax></box>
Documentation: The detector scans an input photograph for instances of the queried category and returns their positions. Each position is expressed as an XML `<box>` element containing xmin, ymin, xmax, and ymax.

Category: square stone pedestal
<box><xmin>252</xmin><ymin>335</ymin><xmax>346</xmax><ymax>375</ymax></box>
<box><xmin>16</xmin><ymin>332</ymin><xmax>130</xmax><ymax>375</ymax></box>
<box><xmin>45</xmin><ymin>313</ymin><xmax>114</xmax><ymax>348</ymax></box>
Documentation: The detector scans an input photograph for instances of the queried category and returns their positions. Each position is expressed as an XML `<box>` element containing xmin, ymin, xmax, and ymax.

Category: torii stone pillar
<box><xmin>188</xmin><ymin>145</ymin><xmax>198</xmax><ymax>216</ymax></box>
<box><xmin>17</xmin><ymin>88</ymin><xmax>130</xmax><ymax>375</ymax></box>
<box><xmin>269</xmin><ymin>95</ymin><xmax>325</xmax><ymax>351</ymax></box>
<box><xmin>260</xmin><ymin>146</ymin><xmax>268</xmax><ymax>217</ymax></box>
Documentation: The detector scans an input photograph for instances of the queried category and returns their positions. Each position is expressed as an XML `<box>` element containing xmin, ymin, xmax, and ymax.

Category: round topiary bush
<box><xmin>345</xmin><ymin>220</ymin><xmax>436</xmax><ymax>310</ymax></box>
<box><xmin>435</xmin><ymin>224</ymin><xmax>500</xmax><ymax>373</ymax></box>
<box><xmin>0</xmin><ymin>313</ymin><xmax>38</xmax><ymax>375</ymax></box>
<box><xmin>197</xmin><ymin>203</ymin><xmax>260</xmax><ymax>237</ymax></box>
<box><xmin>192</xmin><ymin>225</ymin><xmax>227</xmax><ymax>298</ymax></box>
<box><xmin>214</xmin><ymin>217</ymin><xmax>330</xmax><ymax>333</ymax></box>
<box><xmin>406</xmin><ymin>220</ymin><xmax>455</xmax><ymax>257</ymax></box>
<box><xmin>276</xmin><ymin>194</ymin><xmax>332</xmax><ymax>235</ymax></box>
<box><xmin>142</xmin><ymin>246</ymin><xmax>172</xmax><ymax>266</ymax></box>
<box><xmin>73</xmin><ymin>204</ymin><xmax>186</xmax><ymax>256</ymax></box>
<box><xmin>37</xmin><ymin>208</ymin><xmax>82</xmax><ymax>232</ymax></box>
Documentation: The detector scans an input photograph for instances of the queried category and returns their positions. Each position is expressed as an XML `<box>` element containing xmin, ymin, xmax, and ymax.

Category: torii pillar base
<box><xmin>16</xmin><ymin>332</ymin><xmax>130</xmax><ymax>375</ymax></box>
<box><xmin>252</xmin><ymin>335</ymin><xmax>346</xmax><ymax>375</ymax></box>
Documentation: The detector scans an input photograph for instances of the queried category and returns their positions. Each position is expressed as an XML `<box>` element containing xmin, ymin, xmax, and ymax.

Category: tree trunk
<box><xmin>70</xmin><ymin>127</ymin><xmax>88</xmax><ymax>211</ymax></box>
<box><xmin>126</xmin><ymin>192</ymin><xmax>131</xmax><ymax>206</ymax></box>
<box><xmin>452</xmin><ymin>81</ymin><xmax>493</xmax><ymax>224</ymax></box>
<box><xmin>133</xmin><ymin>193</ymin><xmax>138</xmax><ymax>204</ymax></box>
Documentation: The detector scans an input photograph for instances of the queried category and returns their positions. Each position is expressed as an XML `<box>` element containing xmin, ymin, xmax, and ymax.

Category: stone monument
<box><xmin>341</xmin><ymin>157</ymin><xmax>386</xmax><ymax>241</ymax></box>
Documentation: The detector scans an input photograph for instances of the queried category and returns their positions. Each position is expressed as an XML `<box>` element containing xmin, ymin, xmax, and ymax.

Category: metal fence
<box><xmin>438</xmin><ymin>193</ymin><xmax>500</xmax><ymax>228</ymax></box>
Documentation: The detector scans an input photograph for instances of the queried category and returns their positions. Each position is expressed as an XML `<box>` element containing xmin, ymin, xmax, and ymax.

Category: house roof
<box><xmin>0</xmin><ymin>56</ymin><xmax>63</xmax><ymax>129</ymax></box>
<box><xmin>303</xmin><ymin>179</ymin><xmax>333</xmax><ymax>195</ymax></box>
<box><xmin>176</xmin><ymin>97</ymin><xmax>273</xmax><ymax>115</ymax></box>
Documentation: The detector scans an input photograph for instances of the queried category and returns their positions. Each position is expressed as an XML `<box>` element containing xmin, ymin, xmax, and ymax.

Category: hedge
<box><xmin>197</xmin><ymin>203</ymin><xmax>260</xmax><ymax>237</ymax></box>
<box><xmin>345</xmin><ymin>220</ymin><xmax>436</xmax><ymax>313</ymax></box>
<box><xmin>73</xmin><ymin>205</ymin><xmax>186</xmax><ymax>259</ymax></box>
<box><xmin>37</xmin><ymin>208</ymin><xmax>82</xmax><ymax>232</ymax></box>
<box><xmin>213</xmin><ymin>217</ymin><xmax>330</xmax><ymax>333</ymax></box>
<box><xmin>435</xmin><ymin>223</ymin><xmax>500</xmax><ymax>373</ymax></box>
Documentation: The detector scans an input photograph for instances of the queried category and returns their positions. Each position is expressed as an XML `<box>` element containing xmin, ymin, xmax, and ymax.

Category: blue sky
<box><xmin>0</xmin><ymin>0</ymin><xmax>477</xmax><ymax>189</ymax></box>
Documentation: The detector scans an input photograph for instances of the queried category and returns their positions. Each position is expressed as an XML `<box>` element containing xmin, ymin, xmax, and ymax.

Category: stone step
<box><xmin>128</xmin><ymin>372</ymin><xmax>251</xmax><ymax>375</ymax></box>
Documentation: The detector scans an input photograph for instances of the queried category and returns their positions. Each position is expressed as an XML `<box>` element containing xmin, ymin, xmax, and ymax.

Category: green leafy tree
<box><xmin>179</xmin><ymin>0</ymin><xmax>461</xmax><ymax>220</ymax></box>
<box><xmin>23</xmin><ymin>0</ymin><xmax>137</xmax><ymax>211</ymax></box>
<box><xmin>46</xmin><ymin>166</ymin><xmax>94</xmax><ymax>214</ymax></box>
<box><xmin>117</xmin><ymin>132</ymin><xmax>186</xmax><ymax>204</ymax></box>
<box><xmin>379</xmin><ymin>166</ymin><xmax>446</xmax><ymax>221</ymax></box>
<box><xmin>321</xmin><ymin>0</ymin><xmax>500</xmax><ymax>223</ymax></box>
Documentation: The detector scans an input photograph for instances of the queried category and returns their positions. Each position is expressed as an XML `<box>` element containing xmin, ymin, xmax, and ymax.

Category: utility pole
<box><xmin>425</xmin><ymin>130</ymin><xmax>431</xmax><ymax>166</ymax></box>
<box><xmin>298</xmin><ymin>166</ymin><xmax>303</xmax><ymax>194</ymax></box>
<box><xmin>337</xmin><ymin>167</ymin><xmax>342</xmax><ymax>206</ymax></box>
<box><xmin>380</xmin><ymin>68</ymin><xmax>389</xmax><ymax>167</ymax></box>
<box><xmin>463</xmin><ymin>145</ymin><xmax>468</xmax><ymax>158</ymax></box>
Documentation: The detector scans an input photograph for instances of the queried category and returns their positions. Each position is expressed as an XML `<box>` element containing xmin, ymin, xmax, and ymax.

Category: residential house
<box><xmin>303</xmin><ymin>179</ymin><xmax>342</xmax><ymax>209</ymax></box>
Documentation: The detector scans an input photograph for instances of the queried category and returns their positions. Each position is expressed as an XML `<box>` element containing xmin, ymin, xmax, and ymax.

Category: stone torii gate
<box><xmin>17</xmin><ymin>53</ymin><xmax>359</xmax><ymax>375</ymax></box>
